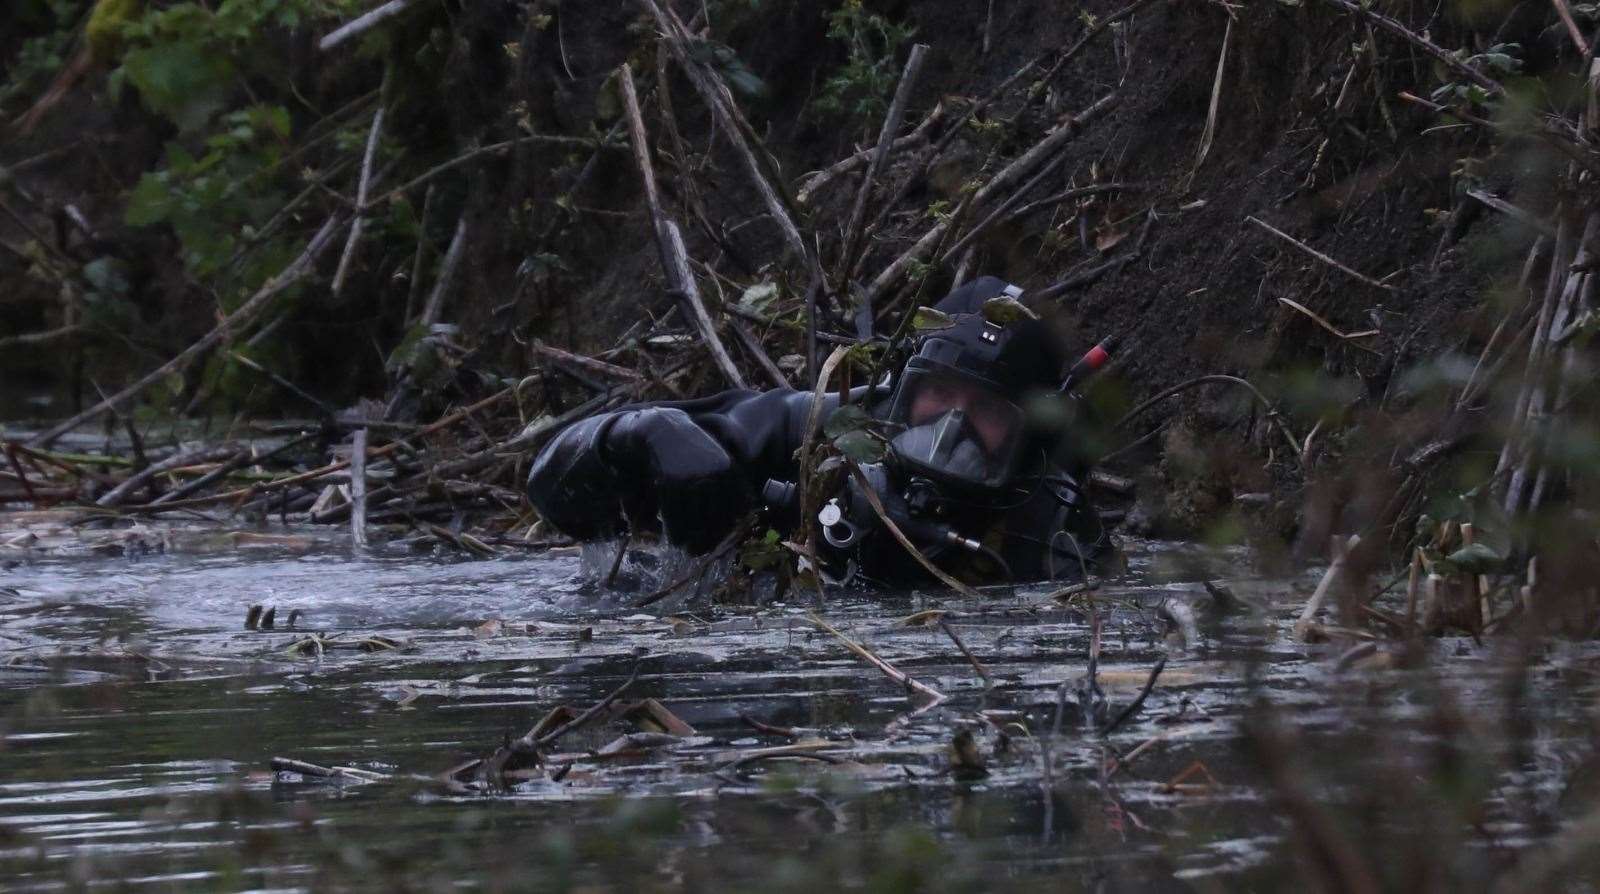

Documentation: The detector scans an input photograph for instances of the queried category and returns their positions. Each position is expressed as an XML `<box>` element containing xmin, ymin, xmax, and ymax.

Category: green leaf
<box><xmin>125</xmin><ymin>173</ymin><xmax>175</xmax><ymax>226</ymax></box>
<box><xmin>256</xmin><ymin>103</ymin><xmax>291</xmax><ymax>139</ymax></box>
<box><xmin>594</xmin><ymin>70</ymin><xmax>621</xmax><ymax>121</ymax></box>
<box><xmin>911</xmin><ymin>306</ymin><xmax>955</xmax><ymax>330</ymax></box>
<box><xmin>386</xmin><ymin>322</ymin><xmax>429</xmax><ymax>372</ymax></box>
<box><xmin>832</xmin><ymin>429</ymin><xmax>886</xmax><ymax>463</ymax></box>
<box><xmin>121</xmin><ymin>40</ymin><xmax>235</xmax><ymax>132</ymax></box>
<box><xmin>981</xmin><ymin>294</ymin><xmax>1038</xmax><ymax>324</ymax></box>
<box><xmin>1444</xmin><ymin>542</ymin><xmax>1504</xmax><ymax>574</ymax></box>
<box><xmin>722</xmin><ymin>66</ymin><xmax>769</xmax><ymax>102</ymax></box>
<box><xmin>739</xmin><ymin>281</ymin><xmax>778</xmax><ymax>314</ymax></box>
<box><xmin>81</xmin><ymin>256</ymin><xmax>131</xmax><ymax>296</ymax></box>
<box><xmin>823</xmin><ymin>403</ymin><xmax>873</xmax><ymax>439</ymax></box>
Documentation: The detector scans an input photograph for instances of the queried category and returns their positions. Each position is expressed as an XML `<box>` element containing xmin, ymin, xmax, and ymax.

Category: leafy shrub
<box><xmin>814</xmin><ymin>0</ymin><xmax>916</xmax><ymax>130</ymax></box>
<box><xmin>0</xmin><ymin>0</ymin><xmax>87</xmax><ymax>111</ymax></box>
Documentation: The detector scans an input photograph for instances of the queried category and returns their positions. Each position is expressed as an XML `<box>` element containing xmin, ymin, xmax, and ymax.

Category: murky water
<box><xmin>1</xmin><ymin>528</ymin><xmax>1595</xmax><ymax>890</ymax></box>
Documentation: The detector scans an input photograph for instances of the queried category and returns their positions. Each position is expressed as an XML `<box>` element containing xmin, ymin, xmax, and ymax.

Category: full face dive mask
<box><xmin>886</xmin><ymin>302</ymin><xmax>1046</xmax><ymax>492</ymax></box>
<box><xmin>886</xmin><ymin>368</ymin><xmax>1024</xmax><ymax>490</ymax></box>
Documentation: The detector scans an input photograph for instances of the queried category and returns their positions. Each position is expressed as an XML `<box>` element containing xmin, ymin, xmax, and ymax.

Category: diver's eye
<box><xmin>909</xmin><ymin>381</ymin><xmax>961</xmax><ymax>424</ymax></box>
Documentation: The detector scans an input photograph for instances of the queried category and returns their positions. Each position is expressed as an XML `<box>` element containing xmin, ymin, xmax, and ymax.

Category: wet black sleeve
<box><xmin>525</xmin><ymin>388</ymin><xmax>821</xmax><ymax>553</ymax></box>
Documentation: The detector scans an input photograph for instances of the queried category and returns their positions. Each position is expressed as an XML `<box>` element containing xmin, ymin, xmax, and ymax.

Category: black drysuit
<box><xmin>525</xmin><ymin>386</ymin><xmax>1111</xmax><ymax>586</ymax></box>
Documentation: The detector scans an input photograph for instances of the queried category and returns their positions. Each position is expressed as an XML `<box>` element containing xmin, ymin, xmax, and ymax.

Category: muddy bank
<box><xmin>0</xmin><ymin>1</ymin><xmax>1514</xmax><ymax>480</ymax></box>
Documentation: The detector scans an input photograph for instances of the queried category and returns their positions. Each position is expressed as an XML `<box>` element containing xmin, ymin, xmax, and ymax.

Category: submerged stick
<box><xmin>1101</xmin><ymin>656</ymin><xmax>1167</xmax><ymax>736</ymax></box>
<box><xmin>349</xmin><ymin>428</ymin><xmax>369</xmax><ymax>550</ymax></box>
<box><xmin>807</xmin><ymin>612</ymin><xmax>946</xmax><ymax>703</ymax></box>
<box><xmin>1294</xmin><ymin>534</ymin><xmax>1361</xmax><ymax>641</ymax></box>
<box><xmin>939</xmin><ymin>619</ymin><xmax>994</xmax><ymax>688</ymax></box>
<box><xmin>534</xmin><ymin>662</ymin><xmax>640</xmax><ymax>751</ymax></box>
<box><xmin>270</xmin><ymin>756</ymin><xmax>387</xmax><ymax>782</ymax></box>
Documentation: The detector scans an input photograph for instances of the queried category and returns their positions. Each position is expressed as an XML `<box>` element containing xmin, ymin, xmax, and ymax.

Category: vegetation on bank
<box><xmin>5</xmin><ymin>0</ymin><xmax>1600</xmax><ymax>885</ymax></box>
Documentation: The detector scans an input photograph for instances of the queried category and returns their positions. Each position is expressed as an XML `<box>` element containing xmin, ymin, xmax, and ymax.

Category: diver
<box><xmin>525</xmin><ymin>275</ymin><xmax>1113</xmax><ymax>587</ymax></box>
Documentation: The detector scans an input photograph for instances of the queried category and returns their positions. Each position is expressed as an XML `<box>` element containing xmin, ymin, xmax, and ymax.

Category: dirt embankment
<box><xmin>0</xmin><ymin>0</ymin><xmax>1566</xmax><ymax>556</ymax></box>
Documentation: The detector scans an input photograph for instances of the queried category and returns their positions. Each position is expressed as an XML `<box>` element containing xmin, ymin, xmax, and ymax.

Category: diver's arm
<box><xmin>525</xmin><ymin>406</ymin><xmax>751</xmax><ymax>554</ymax></box>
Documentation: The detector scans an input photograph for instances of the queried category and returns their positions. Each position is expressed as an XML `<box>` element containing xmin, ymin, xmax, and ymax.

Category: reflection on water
<box><xmin>0</xmin><ymin>533</ymin><xmax>1593</xmax><ymax>890</ymax></box>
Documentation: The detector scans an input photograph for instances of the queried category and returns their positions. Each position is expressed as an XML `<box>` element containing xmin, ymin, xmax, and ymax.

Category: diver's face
<box><xmin>907</xmin><ymin>376</ymin><xmax>1016</xmax><ymax>456</ymax></box>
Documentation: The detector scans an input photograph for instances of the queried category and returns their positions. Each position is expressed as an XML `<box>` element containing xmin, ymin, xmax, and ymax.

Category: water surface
<box><xmin>1</xmin><ymin>529</ymin><xmax>1592</xmax><ymax>890</ymax></box>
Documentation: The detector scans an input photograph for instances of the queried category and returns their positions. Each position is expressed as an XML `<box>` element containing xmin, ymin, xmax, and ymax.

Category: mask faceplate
<box><xmin>887</xmin><ymin>368</ymin><xmax>1024</xmax><ymax>489</ymax></box>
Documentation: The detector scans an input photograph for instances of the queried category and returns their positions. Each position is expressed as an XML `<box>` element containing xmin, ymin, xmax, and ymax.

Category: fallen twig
<box><xmin>95</xmin><ymin>446</ymin><xmax>238</xmax><ymax>507</ymax></box>
<box><xmin>839</xmin><ymin>43</ymin><xmax>930</xmax><ymax>279</ymax></box>
<box><xmin>332</xmin><ymin>67</ymin><xmax>390</xmax><ymax>296</ymax></box>
<box><xmin>640</xmin><ymin>0</ymin><xmax>810</xmax><ymax>262</ymax></box>
<box><xmin>319</xmin><ymin>0</ymin><xmax>427</xmax><ymax>52</ymax></box>
<box><xmin>1465</xmin><ymin>189</ymin><xmax>1558</xmax><ymax>240</ymax></box>
<box><xmin>1276</xmin><ymin>297</ymin><xmax>1381</xmax><ymax>350</ymax></box>
<box><xmin>1190</xmin><ymin>19</ymin><xmax>1232</xmax><ymax>174</ymax></box>
<box><xmin>1247</xmin><ymin>215</ymin><xmax>1398</xmax><ymax>292</ymax></box>
<box><xmin>618</xmin><ymin>62</ymin><xmax>747</xmax><ymax>388</ymax></box>
<box><xmin>795</xmin><ymin>103</ymin><xmax>945</xmax><ymax>205</ymax></box>
<box><xmin>419</xmin><ymin>214</ymin><xmax>468</xmax><ymax>328</ymax></box>
<box><xmin>1111</xmin><ymin>374</ymin><xmax>1305</xmax><ymax>467</ymax></box>
<box><xmin>139</xmin><ymin>388</ymin><xmax>514</xmax><ymax>513</ymax></box>
<box><xmin>533</xmin><ymin>340</ymin><xmax>645</xmax><ymax>383</ymax></box>
<box><xmin>0</xmin><ymin>324</ymin><xmax>86</xmax><ymax>350</ymax></box>
<box><xmin>1322</xmin><ymin>0</ymin><xmax>1503</xmax><ymax>96</ymax></box>
<box><xmin>271</xmin><ymin>756</ymin><xmax>388</xmax><ymax>782</ymax></box>
<box><xmin>865</xmin><ymin>92</ymin><xmax>1117</xmax><ymax>304</ymax></box>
